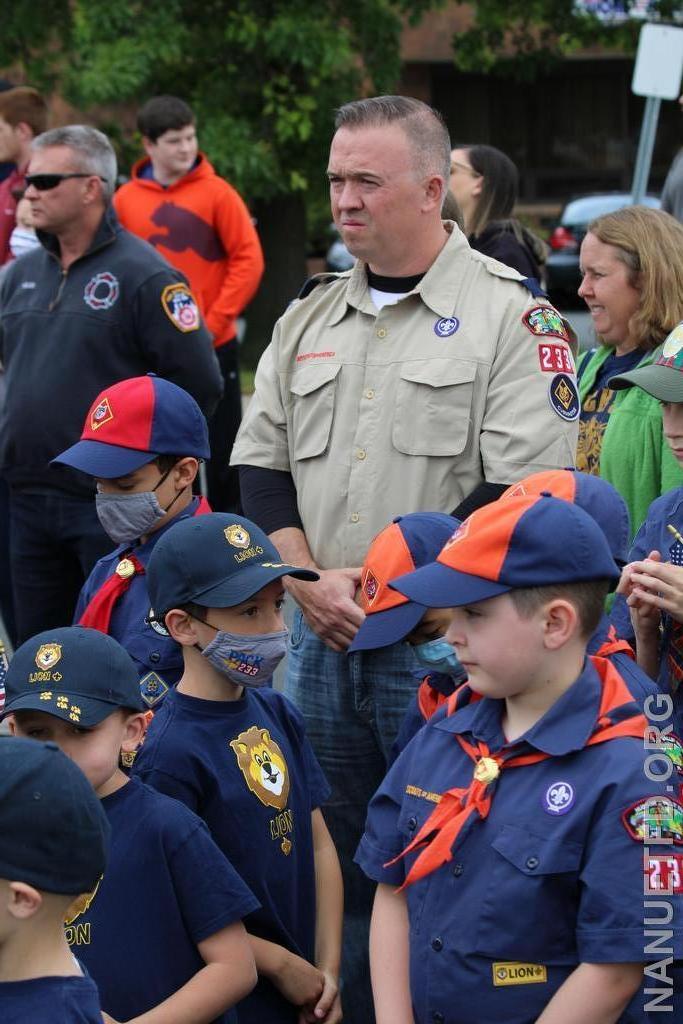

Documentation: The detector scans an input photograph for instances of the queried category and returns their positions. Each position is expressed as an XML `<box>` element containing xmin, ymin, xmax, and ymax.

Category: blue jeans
<box><xmin>10</xmin><ymin>489</ymin><xmax>113</xmax><ymax>643</ymax></box>
<box><xmin>285</xmin><ymin>608</ymin><xmax>420</xmax><ymax>1024</ymax></box>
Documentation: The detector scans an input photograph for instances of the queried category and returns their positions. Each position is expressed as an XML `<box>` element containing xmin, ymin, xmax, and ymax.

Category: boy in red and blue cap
<box><xmin>134</xmin><ymin>513</ymin><xmax>343</xmax><ymax>1024</ymax></box>
<box><xmin>348</xmin><ymin>513</ymin><xmax>466</xmax><ymax>758</ymax></box>
<box><xmin>54</xmin><ymin>373</ymin><xmax>211</xmax><ymax>709</ymax></box>
<box><xmin>356</xmin><ymin>494</ymin><xmax>682</xmax><ymax>1024</ymax></box>
<box><xmin>3</xmin><ymin>625</ymin><xmax>259</xmax><ymax>1024</ymax></box>
<box><xmin>0</xmin><ymin>736</ymin><xmax>109</xmax><ymax>1024</ymax></box>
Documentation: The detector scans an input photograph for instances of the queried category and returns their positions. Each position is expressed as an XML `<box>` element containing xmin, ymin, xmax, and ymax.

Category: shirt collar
<box><xmin>433</xmin><ymin>657</ymin><xmax>602</xmax><ymax>757</ymax></box>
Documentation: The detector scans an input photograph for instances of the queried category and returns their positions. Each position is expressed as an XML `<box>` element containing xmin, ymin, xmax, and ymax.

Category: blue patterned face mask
<box><xmin>199</xmin><ymin>627</ymin><xmax>289</xmax><ymax>688</ymax></box>
<box><xmin>412</xmin><ymin>637</ymin><xmax>463</xmax><ymax>677</ymax></box>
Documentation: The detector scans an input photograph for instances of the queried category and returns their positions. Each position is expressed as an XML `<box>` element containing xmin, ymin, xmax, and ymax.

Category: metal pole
<box><xmin>630</xmin><ymin>95</ymin><xmax>661</xmax><ymax>205</ymax></box>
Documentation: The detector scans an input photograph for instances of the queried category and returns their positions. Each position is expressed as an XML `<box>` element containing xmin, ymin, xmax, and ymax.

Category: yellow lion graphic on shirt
<box><xmin>230</xmin><ymin>725</ymin><xmax>290</xmax><ymax>810</ymax></box>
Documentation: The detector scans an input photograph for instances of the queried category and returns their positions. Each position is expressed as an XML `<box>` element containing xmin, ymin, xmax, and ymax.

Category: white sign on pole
<box><xmin>632</xmin><ymin>23</ymin><xmax>683</xmax><ymax>99</ymax></box>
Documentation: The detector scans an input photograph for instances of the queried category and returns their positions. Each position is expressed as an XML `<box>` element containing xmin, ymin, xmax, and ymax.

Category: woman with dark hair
<box><xmin>449</xmin><ymin>143</ymin><xmax>547</xmax><ymax>281</ymax></box>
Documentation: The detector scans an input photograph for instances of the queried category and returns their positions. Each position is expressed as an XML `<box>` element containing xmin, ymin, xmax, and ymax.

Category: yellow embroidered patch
<box><xmin>492</xmin><ymin>963</ymin><xmax>547</xmax><ymax>986</ymax></box>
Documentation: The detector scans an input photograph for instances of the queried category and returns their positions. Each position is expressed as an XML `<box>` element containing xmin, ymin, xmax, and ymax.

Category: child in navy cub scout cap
<box><xmin>348</xmin><ymin>512</ymin><xmax>466</xmax><ymax>758</ymax></box>
<box><xmin>356</xmin><ymin>494</ymin><xmax>683</xmax><ymax>1024</ymax></box>
<box><xmin>0</xmin><ymin>736</ymin><xmax>109</xmax><ymax>1024</ymax></box>
<box><xmin>54</xmin><ymin>373</ymin><xmax>212</xmax><ymax>711</ymax></box>
<box><xmin>135</xmin><ymin>513</ymin><xmax>344</xmax><ymax>1024</ymax></box>
<box><xmin>3</xmin><ymin>626</ymin><xmax>259</xmax><ymax>1024</ymax></box>
<box><xmin>610</xmin><ymin>321</ymin><xmax>683</xmax><ymax>735</ymax></box>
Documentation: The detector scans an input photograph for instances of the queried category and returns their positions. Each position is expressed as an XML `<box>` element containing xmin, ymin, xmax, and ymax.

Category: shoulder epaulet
<box><xmin>519</xmin><ymin>276</ymin><xmax>548</xmax><ymax>300</ymax></box>
<box><xmin>297</xmin><ymin>274</ymin><xmax>340</xmax><ymax>301</ymax></box>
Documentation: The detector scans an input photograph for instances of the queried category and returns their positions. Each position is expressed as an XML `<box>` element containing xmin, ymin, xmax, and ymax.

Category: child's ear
<box><xmin>542</xmin><ymin>599</ymin><xmax>578</xmax><ymax>650</ymax></box>
<box><xmin>165</xmin><ymin>608</ymin><xmax>200</xmax><ymax>646</ymax></box>
<box><xmin>6</xmin><ymin>714</ymin><xmax>17</xmax><ymax>735</ymax></box>
<box><xmin>173</xmin><ymin>457</ymin><xmax>199</xmax><ymax>490</ymax></box>
<box><xmin>120</xmin><ymin>712</ymin><xmax>147</xmax><ymax>755</ymax></box>
<box><xmin>7</xmin><ymin>881</ymin><xmax>42</xmax><ymax>920</ymax></box>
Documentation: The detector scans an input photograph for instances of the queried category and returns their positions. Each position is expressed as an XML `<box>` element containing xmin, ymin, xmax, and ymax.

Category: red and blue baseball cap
<box><xmin>500</xmin><ymin>468</ymin><xmax>630</xmax><ymax>565</ymax></box>
<box><xmin>348</xmin><ymin>513</ymin><xmax>460</xmax><ymax>653</ymax></box>
<box><xmin>609</xmin><ymin>321</ymin><xmax>683</xmax><ymax>402</ymax></box>
<box><xmin>53</xmin><ymin>374</ymin><xmax>210</xmax><ymax>479</ymax></box>
<box><xmin>390</xmin><ymin>493</ymin><xmax>621</xmax><ymax>608</ymax></box>
<box><xmin>1</xmin><ymin>626</ymin><xmax>145</xmax><ymax>726</ymax></box>
<box><xmin>147</xmin><ymin>513</ymin><xmax>319</xmax><ymax>618</ymax></box>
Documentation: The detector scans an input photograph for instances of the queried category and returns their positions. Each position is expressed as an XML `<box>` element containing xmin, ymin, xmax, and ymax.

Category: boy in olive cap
<box><xmin>3</xmin><ymin>625</ymin><xmax>258</xmax><ymax>1024</ymax></box>
<box><xmin>0</xmin><ymin>736</ymin><xmax>109</xmax><ymax>1023</ymax></box>
<box><xmin>54</xmin><ymin>373</ymin><xmax>212</xmax><ymax>709</ymax></box>
<box><xmin>135</xmin><ymin>513</ymin><xmax>343</xmax><ymax>1024</ymax></box>
<box><xmin>610</xmin><ymin>321</ymin><xmax>683</xmax><ymax>733</ymax></box>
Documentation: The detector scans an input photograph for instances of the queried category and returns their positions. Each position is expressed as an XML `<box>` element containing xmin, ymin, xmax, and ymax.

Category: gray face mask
<box><xmin>199</xmin><ymin>627</ymin><xmax>289</xmax><ymax>688</ymax></box>
<box><xmin>95</xmin><ymin>466</ymin><xmax>181</xmax><ymax>544</ymax></box>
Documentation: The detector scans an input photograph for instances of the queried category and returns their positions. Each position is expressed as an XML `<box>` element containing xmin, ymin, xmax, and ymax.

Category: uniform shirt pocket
<box><xmin>392</xmin><ymin>359</ymin><xmax>477</xmax><ymax>456</ymax></box>
<box><xmin>473</xmin><ymin>823</ymin><xmax>584</xmax><ymax>964</ymax></box>
<box><xmin>289</xmin><ymin>363</ymin><xmax>341</xmax><ymax>461</ymax></box>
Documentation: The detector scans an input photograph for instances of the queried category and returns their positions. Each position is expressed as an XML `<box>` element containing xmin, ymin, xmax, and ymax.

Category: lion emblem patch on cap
<box><xmin>224</xmin><ymin>524</ymin><xmax>251</xmax><ymax>549</ymax></box>
<box><xmin>34</xmin><ymin>643</ymin><xmax>62</xmax><ymax>671</ymax></box>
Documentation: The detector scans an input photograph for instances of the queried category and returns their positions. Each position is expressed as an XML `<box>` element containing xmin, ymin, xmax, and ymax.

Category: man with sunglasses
<box><xmin>0</xmin><ymin>124</ymin><xmax>223</xmax><ymax>643</ymax></box>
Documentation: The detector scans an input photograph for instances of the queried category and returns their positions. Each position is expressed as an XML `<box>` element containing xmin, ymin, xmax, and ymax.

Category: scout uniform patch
<box><xmin>90</xmin><ymin>397</ymin><xmax>114</xmax><ymax>431</ymax></box>
<box><xmin>433</xmin><ymin>316</ymin><xmax>460</xmax><ymax>338</ymax></box>
<box><xmin>537</xmin><ymin>342</ymin><xmax>575</xmax><ymax>374</ymax></box>
<box><xmin>160</xmin><ymin>283</ymin><xmax>200</xmax><ymax>332</ymax></box>
<box><xmin>35</xmin><ymin>643</ymin><xmax>62</xmax><ymax>671</ymax></box>
<box><xmin>522</xmin><ymin>306</ymin><xmax>570</xmax><ymax>342</ymax></box>
<box><xmin>548</xmin><ymin>373</ymin><xmax>580</xmax><ymax>421</ymax></box>
<box><xmin>139</xmin><ymin>671</ymin><xmax>169</xmax><ymax>708</ymax></box>
<box><xmin>224</xmin><ymin>523</ymin><xmax>251</xmax><ymax>548</ymax></box>
<box><xmin>622</xmin><ymin>796</ymin><xmax>683</xmax><ymax>843</ymax></box>
<box><xmin>492</xmin><ymin>963</ymin><xmax>547</xmax><ymax>986</ymax></box>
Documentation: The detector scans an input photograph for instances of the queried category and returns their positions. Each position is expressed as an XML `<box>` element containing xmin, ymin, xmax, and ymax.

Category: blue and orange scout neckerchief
<box><xmin>389</xmin><ymin>656</ymin><xmax>647</xmax><ymax>890</ymax></box>
<box><xmin>79</xmin><ymin>497</ymin><xmax>211</xmax><ymax>634</ymax></box>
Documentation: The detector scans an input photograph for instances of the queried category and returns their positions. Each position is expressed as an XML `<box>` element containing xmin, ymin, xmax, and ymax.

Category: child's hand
<box><xmin>298</xmin><ymin>968</ymin><xmax>342</xmax><ymax>1022</ymax></box>
<box><xmin>273</xmin><ymin>949</ymin><xmax>325</xmax><ymax>1008</ymax></box>
<box><xmin>618</xmin><ymin>550</ymin><xmax>664</xmax><ymax>638</ymax></box>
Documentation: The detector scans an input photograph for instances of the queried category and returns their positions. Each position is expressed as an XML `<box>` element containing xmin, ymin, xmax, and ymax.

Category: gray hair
<box><xmin>334</xmin><ymin>96</ymin><xmax>451</xmax><ymax>187</ymax></box>
<box><xmin>32</xmin><ymin>125</ymin><xmax>117</xmax><ymax>202</ymax></box>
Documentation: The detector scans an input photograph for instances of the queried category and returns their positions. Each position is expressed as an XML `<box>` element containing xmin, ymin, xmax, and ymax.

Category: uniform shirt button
<box><xmin>452</xmin><ymin>862</ymin><xmax>464</xmax><ymax>877</ymax></box>
<box><xmin>407</xmin><ymin>815</ymin><xmax>417</xmax><ymax>831</ymax></box>
<box><xmin>376</xmin><ymin>327</ymin><xmax>387</xmax><ymax>339</ymax></box>
<box><xmin>526</xmin><ymin>855</ymin><xmax>540</xmax><ymax>870</ymax></box>
<box><xmin>356</xmin><ymin>449</ymin><xmax>367</xmax><ymax>461</ymax></box>
<box><xmin>431</xmin><ymin>937</ymin><xmax>443</xmax><ymax>952</ymax></box>
<box><xmin>350</xmin><ymin>512</ymin><xmax>359</xmax><ymax>523</ymax></box>
<box><xmin>433</xmin><ymin>1013</ymin><xmax>445</xmax><ymax>1024</ymax></box>
<box><xmin>365</xmin><ymin>388</ymin><xmax>375</xmax><ymax>399</ymax></box>
<box><xmin>150</xmin><ymin>652</ymin><xmax>160</xmax><ymax>664</ymax></box>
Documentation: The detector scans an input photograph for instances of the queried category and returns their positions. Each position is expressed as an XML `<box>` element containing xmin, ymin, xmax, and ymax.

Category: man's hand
<box><xmin>288</xmin><ymin>568</ymin><xmax>364</xmax><ymax>651</ymax></box>
<box><xmin>271</xmin><ymin>949</ymin><xmax>325</xmax><ymax>1008</ymax></box>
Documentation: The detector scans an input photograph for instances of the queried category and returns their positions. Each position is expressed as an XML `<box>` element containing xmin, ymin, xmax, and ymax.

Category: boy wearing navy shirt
<box><xmin>3</xmin><ymin>626</ymin><xmax>258</xmax><ymax>1024</ymax></box>
<box><xmin>134</xmin><ymin>513</ymin><xmax>343</xmax><ymax>1024</ymax></box>
<box><xmin>54</xmin><ymin>373</ymin><xmax>212</xmax><ymax>709</ymax></box>
<box><xmin>0</xmin><ymin>736</ymin><xmax>109</xmax><ymax>1024</ymax></box>
<box><xmin>610</xmin><ymin>321</ymin><xmax>683</xmax><ymax>734</ymax></box>
<box><xmin>357</xmin><ymin>494</ymin><xmax>682</xmax><ymax>1024</ymax></box>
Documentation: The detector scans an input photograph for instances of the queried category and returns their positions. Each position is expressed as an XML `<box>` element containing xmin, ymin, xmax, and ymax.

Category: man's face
<box><xmin>143</xmin><ymin>124</ymin><xmax>198</xmax><ymax>184</ymax></box>
<box><xmin>0</xmin><ymin>117</ymin><xmax>21</xmax><ymax>163</ymax></box>
<box><xmin>327</xmin><ymin>123</ymin><xmax>432</xmax><ymax>275</ymax></box>
<box><xmin>24</xmin><ymin>145</ymin><xmax>95</xmax><ymax>234</ymax></box>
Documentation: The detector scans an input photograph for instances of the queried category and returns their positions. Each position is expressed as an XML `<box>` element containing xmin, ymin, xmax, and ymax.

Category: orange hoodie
<box><xmin>114</xmin><ymin>154</ymin><xmax>264</xmax><ymax>347</ymax></box>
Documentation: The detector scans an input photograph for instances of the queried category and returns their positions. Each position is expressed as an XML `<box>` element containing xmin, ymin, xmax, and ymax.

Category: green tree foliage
<box><xmin>451</xmin><ymin>0</ymin><xmax>680</xmax><ymax>81</ymax></box>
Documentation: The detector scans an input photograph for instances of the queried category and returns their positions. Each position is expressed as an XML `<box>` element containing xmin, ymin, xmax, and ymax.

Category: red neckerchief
<box><xmin>388</xmin><ymin>656</ymin><xmax>646</xmax><ymax>890</ymax></box>
<box><xmin>79</xmin><ymin>496</ymin><xmax>211</xmax><ymax>633</ymax></box>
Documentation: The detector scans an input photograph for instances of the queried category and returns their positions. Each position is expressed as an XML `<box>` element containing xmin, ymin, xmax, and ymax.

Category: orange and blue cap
<box><xmin>390</xmin><ymin>493</ymin><xmax>621</xmax><ymax>608</ymax></box>
<box><xmin>53</xmin><ymin>374</ymin><xmax>210</xmax><ymax>479</ymax></box>
<box><xmin>500</xmin><ymin>468</ymin><xmax>630</xmax><ymax>564</ymax></box>
<box><xmin>348</xmin><ymin>513</ymin><xmax>460</xmax><ymax>653</ymax></box>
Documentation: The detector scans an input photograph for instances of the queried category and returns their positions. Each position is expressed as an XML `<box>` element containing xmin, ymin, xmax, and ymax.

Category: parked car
<box><xmin>546</xmin><ymin>192</ymin><xmax>660</xmax><ymax>307</ymax></box>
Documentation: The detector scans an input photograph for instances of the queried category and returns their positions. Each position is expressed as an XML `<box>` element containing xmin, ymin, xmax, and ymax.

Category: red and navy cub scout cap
<box><xmin>500</xmin><ymin>468</ymin><xmax>630</xmax><ymax>565</ymax></box>
<box><xmin>348</xmin><ymin>512</ymin><xmax>460</xmax><ymax>653</ymax></box>
<box><xmin>390</xmin><ymin>493</ymin><xmax>621</xmax><ymax>608</ymax></box>
<box><xmin>53</xmin><ymin>373</ymin><xmax>210</xmax><ymax>479</ymax></box>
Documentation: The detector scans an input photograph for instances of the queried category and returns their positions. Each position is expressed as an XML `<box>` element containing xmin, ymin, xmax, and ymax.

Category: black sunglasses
<box><xmin>24</xmin><ymin>172</ymin><xmax>108</xmax><ymax>192</ymax></box>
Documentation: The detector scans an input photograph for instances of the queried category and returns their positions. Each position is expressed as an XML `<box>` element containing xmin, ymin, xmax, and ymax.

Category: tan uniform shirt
<box><xmin>232</xmin><ymin>225</ymin><xmax>578</xmax><ymax>569</ymax></box>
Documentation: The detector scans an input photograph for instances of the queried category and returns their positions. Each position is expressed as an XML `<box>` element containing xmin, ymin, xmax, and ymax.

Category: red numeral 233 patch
<box><xmin>538</xmin><ymin>343</ymin><xmax>575</xmax><ymax>374</ymax></box>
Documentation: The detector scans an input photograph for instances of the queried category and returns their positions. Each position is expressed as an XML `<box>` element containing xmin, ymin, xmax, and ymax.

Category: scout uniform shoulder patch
<box><xmin>160</xmin><ymin>283</ymin><xmax>200</xmax><ymax>332</ymax></box>
<box><xmin>523</xmin><ymin>305</ymin><xmax>570</xmax><ymax>342</ymax></box>
<box><xmin>622</xmin><ymin>795</ymin><xmax>683</xmax><ymax>843</ymax></box>
<box><xmin>139</xmin><ymin>671</ymin><xmax>169</xmax><ymax>708</ymax></box>
<box><xmin>230</xmin><ymin>725</ymin><xmax>290</xmax><ymax>810</ymax></box>
<box><xmin>548</xmin><ymin>373</ymin><xmax>579</xmax><ymax>421</ymax></box>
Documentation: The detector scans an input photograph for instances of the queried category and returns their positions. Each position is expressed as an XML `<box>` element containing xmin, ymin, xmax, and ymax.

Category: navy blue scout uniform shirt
<box><xmin>74</xmin><ymin>496</ymin><xmax>206</xmax><ymax>707</ymax></box>
<box><xmin>134</xmin><ymin>686</ymin><xmax>330</xmax><ymax>1024</ymax></box>
<box><xmin>612</xmin><ymin>485</ymin><xmax>683</xmax><ymax>736</ymax></box>
<box><xmin>0</xmin><ymin>976</ymin><xmax>103</xmax><ymax>1023</ymax></box>
<box><xmin>68</xmin><ymin>777</ymin><xmax>259</xmax><ymax>1024</ymax></box>
<box><xmin>356</xmin><ymin>659</ymin><xmax>683</xmax><ymax>1024</ymax></box>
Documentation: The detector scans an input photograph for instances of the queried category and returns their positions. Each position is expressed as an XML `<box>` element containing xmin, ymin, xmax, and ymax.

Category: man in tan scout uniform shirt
<box><xmin>231</xmin><ymin>95</ymin><xmax>579</xmax><ymax>1024</ymax></box>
